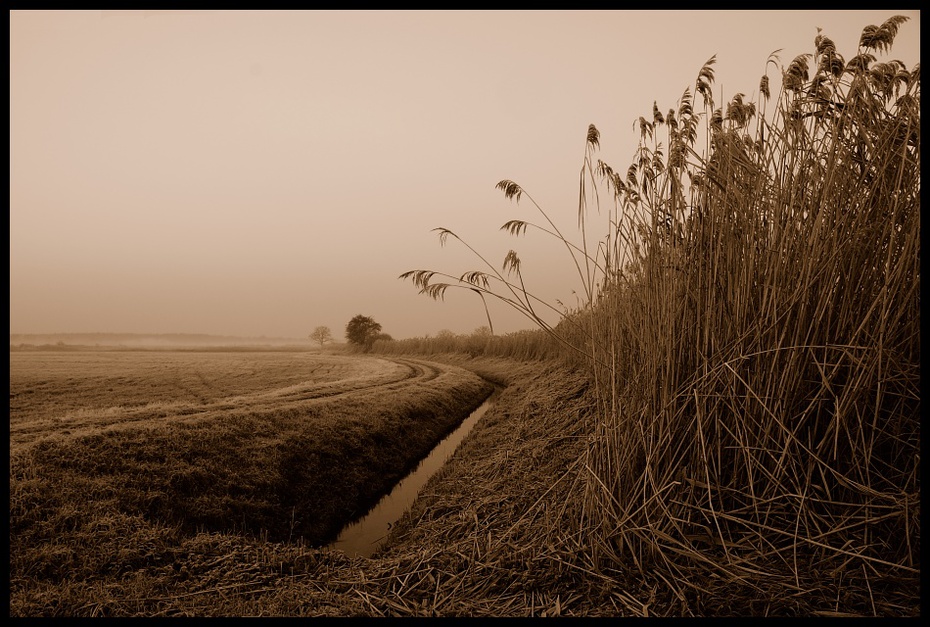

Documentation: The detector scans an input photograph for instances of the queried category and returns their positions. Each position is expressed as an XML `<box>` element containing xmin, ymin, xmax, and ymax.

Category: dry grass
<box><xmin>10</xmin><ymin>351</ymin><xmax>418</xmax><ymax>446</ymax></box>
<box><xmin>11</xmin><ymin>347</ymin><xmax>916</xmax><ymax>615</ymax></box>
<box><xmin>573</xmin><ymin>19</ymin><xmax>920</xmax><ymax>614</ymax></box>
<box><xmin>10</xmin><ymin>349</ymin><xmax>497</xmax><ymax>616</ymax></box>
<box><xmin>10</xmin><ymin>357</ymin><xmax>621</xmax><ymax>617</ymax></box>
<box><xmin>374</xmin><ymin>327</ymin><xmax>562</xmax><ymax>361</ymax></box>
<box><xmin>399</xmin><ymin>16</ymin><xmax>919</xmax><ymax>616</ymax></box>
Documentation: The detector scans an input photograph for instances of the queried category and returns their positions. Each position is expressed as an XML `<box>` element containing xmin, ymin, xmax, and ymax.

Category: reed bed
<box><xmin>402</xmin><ymin>17</ymin><xmax>919</xmax><ymax>615</ymax></box>
<box><xmin>374</xmin><ymin>327</ymin><xmax>561</xmax><ymax>361</ymax></box>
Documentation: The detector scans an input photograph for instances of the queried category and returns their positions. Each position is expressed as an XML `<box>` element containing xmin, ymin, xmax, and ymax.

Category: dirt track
<box><xmin>9</xmin><ymin>352</ymin><xmax>450</xmax><ymax>448</ymax></box>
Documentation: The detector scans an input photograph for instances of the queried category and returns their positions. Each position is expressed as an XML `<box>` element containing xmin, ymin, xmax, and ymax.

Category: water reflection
<box><xmin>329</xmin><ymin>387</ymin><xmax>500</xmax><ymax>557</ymax></box>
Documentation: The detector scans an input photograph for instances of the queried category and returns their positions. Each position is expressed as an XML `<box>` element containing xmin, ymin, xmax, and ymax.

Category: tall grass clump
<box><xmin>403</xmin><ymin>16</ymin><xmax>919</xmax><ymax>614</ymax></box>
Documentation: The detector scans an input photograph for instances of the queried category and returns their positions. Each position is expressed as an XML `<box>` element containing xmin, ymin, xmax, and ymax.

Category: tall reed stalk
<box><xmin>403</xmin><ymin>16</ymin><xmax>919</xmax><ymax>612</ymax></box>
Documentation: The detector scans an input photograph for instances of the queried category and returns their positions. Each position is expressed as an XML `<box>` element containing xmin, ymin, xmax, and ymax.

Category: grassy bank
<box><xmin>10</xmin><ymin>351</ymin><xmax>494</xmax><ymax>615</ymax></box>
<box><xmin>10</xmin><ymin>356</ymin><xmax>607</xmax><ymax>617</ymax></box>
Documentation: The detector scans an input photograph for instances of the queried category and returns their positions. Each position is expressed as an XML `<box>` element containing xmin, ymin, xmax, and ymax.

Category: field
<box><xmin>11</xmin><ymin>350</ymin><xmax>458</xmax><ymax>447</ymax></box>
<box><xmin>8</xmin><ymin>347</ymin><xmax>919</xmax><ymax>617</ymax></box>
<box><xmin>10</xmin><ymin>348</ymin><xmax>506</xmax><ymax>616</ymax></box>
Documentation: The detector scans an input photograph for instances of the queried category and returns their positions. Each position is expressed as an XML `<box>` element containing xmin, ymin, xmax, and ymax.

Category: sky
<box><xmin>10</xmin><ymin>10</ymin><xmax>921</xmax><ymax>340</ymax></box>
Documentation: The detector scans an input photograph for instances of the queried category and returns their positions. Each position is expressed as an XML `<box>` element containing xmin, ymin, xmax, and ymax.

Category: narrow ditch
<box><xmin>328</xmin><ymin>386</ymin><xmax>502</xmax><ymax>558</ymax></box>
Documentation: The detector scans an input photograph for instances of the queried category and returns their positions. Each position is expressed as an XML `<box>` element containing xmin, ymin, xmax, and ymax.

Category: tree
<box><xmin>309</xmin><ymin>325</ymin><xmax>332</xmax><ymax>348</ymax></box>
<box><xmin>345</xmin><ymin>315</ymin><xmax>382</xmax><ymax>351</ymax></box>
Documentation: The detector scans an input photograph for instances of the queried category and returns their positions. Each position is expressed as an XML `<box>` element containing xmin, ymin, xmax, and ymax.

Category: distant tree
<box><xmin>309</xmin><ymin>325</ymin><xmax>333</xmax><ymax>348</ymax></box>
<box><xmin>345</xmin><ymin>315</ymin><xmax>382</xmax><ymax>351</ymax></box>
<box><xmin>374</xmin><ymin>333</ymin><xmax>393</xmax><ymax>342</ymax></box>
<box><xmin>472</xmin><ymin>326</ymin><xmax>492</xmax><ymax>338</ymax></box>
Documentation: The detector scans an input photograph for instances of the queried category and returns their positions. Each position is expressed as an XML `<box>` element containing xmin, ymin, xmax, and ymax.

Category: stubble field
<box><xmin>10</xmin><ymin>350</ymin><xmax>463</xmax><ymax>447</ymax></box>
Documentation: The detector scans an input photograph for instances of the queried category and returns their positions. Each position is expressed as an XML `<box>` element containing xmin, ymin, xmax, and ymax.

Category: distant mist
<box><xmin>9</xmin><ymin>332</ymin><xmax>317</xmax><ymax>348</ymax></box>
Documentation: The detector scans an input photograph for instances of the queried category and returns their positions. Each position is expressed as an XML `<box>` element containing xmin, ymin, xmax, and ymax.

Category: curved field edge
<box><xmin>10</xmin><ymin>353</ymin><xmax>433</xmax><ymax>446</ymax></box>
<box><xmin>10</xmin><ymin>356</ymin><xmax>493</xmax><ymax>605</ymax></box>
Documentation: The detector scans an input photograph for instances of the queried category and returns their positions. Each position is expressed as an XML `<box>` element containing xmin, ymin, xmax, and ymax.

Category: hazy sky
<box><xmin>10</xmin><ymin>10</ymin><xmax>921</xmax><ymax>340</ymax></box>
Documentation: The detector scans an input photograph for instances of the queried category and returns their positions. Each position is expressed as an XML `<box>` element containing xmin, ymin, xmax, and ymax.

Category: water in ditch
<box><xmin>328</xmin><ymin>387</ymin><xmax>500</xmax><ymax>558</ymax></box>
